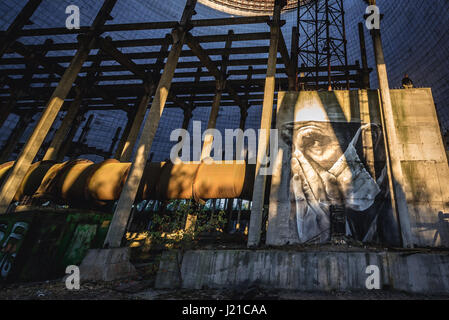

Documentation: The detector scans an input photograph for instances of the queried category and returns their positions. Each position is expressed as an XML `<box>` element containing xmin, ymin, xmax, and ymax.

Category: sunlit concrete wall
<box><xmin>390</xmin><ymin>88</ymin><xmax>449</xmax><ymax>247</ymax></box>
<box><xmin>267</xmin><ymin>89</ymin><xmax>449</xmax><ymax>248</ymax></box>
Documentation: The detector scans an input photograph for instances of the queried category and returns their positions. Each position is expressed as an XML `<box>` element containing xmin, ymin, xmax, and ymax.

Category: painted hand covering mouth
<box><xmin>288</xmin><ymin>122</ymin><xmax>382</xmax><ymax>242</ymax></box>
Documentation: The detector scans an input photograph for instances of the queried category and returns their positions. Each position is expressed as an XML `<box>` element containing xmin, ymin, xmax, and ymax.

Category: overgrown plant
<box><xmin>141</xmin><ymin>200</ymin><xmax>228</xmax><ymax>250</ymax></box>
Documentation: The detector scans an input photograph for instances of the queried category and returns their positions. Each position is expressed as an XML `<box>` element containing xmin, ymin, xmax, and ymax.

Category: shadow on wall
<box><xmin>417</xmin><ymin>212</ymin><xmax>449</xmax><ymax>247</ymax></box>
<box><xmin>438</xmin><ymin>212</ymin><xmax>449</xmax><ymax>246</ymax></box>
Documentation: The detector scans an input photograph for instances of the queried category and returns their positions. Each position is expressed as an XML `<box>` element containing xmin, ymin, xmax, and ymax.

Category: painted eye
<box><xmin>300</xmin><ymin>132</ymin><xmax>325</xmax><ymax>148</ymax></box>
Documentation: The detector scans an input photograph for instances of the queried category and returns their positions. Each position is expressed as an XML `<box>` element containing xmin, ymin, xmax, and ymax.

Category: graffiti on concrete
<box><xmin>281</xmin><ymin>121</ymin><xmax>389</xmax><ymax>243</ymax></box>
<box><xmin>0</xmin><ymin>221</ymin><xmax>29</xmax><ymax>279</ymax></box>
<box><xmin>268</xmin><ymin>91</ymin><xmax>401</xmax><ymax>246</ymax></box>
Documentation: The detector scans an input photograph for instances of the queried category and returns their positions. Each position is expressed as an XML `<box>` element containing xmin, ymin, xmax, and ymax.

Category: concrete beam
<box><xmin>0</xmin><ymin>0</ymin><xmax>118</xmax><ymax>213</ymax></box>
<box><xmin>247</xmin><ymin>4</ymin><xmax>282</xmax><ymax>247</ymax></box>
<box><xmin>42</xmin><ymin>93</ymin><xmax>83</xmax><ymax>161</ymax></box>
<box><xmin>43</xmin><ymin>47</ymin><xmax>105</xmax><ymax>161</ymax></box>
<box><xmin>201</xmin><ymin>31</ymin><xmax>233</xmax><ymax>160</ymax></box>
<box><xmin>103</xmin><ymin>0</ymin><xmax>198</xmax><ymax>248</ymax></box>
<box><xmin>371</xmin><ymin>26</ymin><xmax>413</xmax><ymax>247</ymax></box>
<box><xmin>119</xmin><ymin>90</ymin><xmax>152</xmax><ymax>162</ymax></box>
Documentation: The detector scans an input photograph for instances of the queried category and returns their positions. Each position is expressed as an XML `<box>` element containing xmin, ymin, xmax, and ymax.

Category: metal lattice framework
<box><xmin>296</xmin><ymin>0</ymin><xmax>350</xmax><ymax>90</ymax></box>
<box><xmin>198</xmin><ymin>0</ymin><xmax>317</xmax><ymax>16</ymax></box>
<box><xmin>0</xmin><ymin>0</ymin><xmax>367</xmax><ymax>163</ymax></box>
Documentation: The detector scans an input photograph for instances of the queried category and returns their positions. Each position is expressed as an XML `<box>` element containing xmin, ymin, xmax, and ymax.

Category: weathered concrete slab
<box><xmin>267</xmin><ymin>89</ymin><xmax>449</xmax><ymax>248</ymax></box>
<box><xmin>156</xmin><ymin>249</ymin><xmax>449</xmax><ymax>295</ymax></box>
<box><xmin>79</xmin><ymin>248</ymin><xmax>137</xmax><ymax>282</ymax></box>
<box><xmin>391</xmin><ymin>88</ymin><xmax>449</xmax><ymax>247</ymax></box>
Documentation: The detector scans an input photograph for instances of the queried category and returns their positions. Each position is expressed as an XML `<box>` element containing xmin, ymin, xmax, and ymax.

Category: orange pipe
<box><xmin>0</xmin><ymin>160</ymin><xmax>255</xmax><ymax>207</ymax></box>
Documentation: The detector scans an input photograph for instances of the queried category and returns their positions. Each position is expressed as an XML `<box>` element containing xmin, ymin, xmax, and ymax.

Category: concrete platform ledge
<box><xmin>80</xmin><ymin>248</ymin><xmax>137</xmax><ymax>282</ymax></box>
<box><xmin>155</xmin><ymin>250</ymin><xmax>449</xmax><ymax>295</ymax></box>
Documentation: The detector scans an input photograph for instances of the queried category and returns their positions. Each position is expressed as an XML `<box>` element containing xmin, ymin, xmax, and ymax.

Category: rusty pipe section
<box><xmin>0</xmin><ymin>159</ymin><xmax>255</xmax><ymax>207</ymax></box>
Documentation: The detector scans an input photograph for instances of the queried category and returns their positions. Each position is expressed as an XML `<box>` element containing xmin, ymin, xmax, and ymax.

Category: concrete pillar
<box><xmin>56</xmin><ymin>111</ymin><xmax>85</xmax><ymax>162</ymax></box>
<box><xmin>181</xmin><ymin>107</ymin><xmax>193</xmax><ymax>131</ymax></box>
<box><xmin>201</xmin><ymin>80</ymin><xmax>225</xmax><ymax>160</ymax></box>
<box><xmin>178</xmin><ymin>106</ymin><xmax>193</xmax><ymax>158</ymax></box>
<box><xmin>185</xmin><ymin>213</ymin><xmax>198</xmax><ymax>232</ymax></box>
<box><xmin>234</xmin><ymin>106</ymin><xmax>249</xmax><ymax>161</ymax></box>
<box><xmin>0</xmin><ymin>0</ymin><xmax>117</xmax><ymax>213</ymax></box>
<box><xmin>369</xmin><ymin>2</ymin><xmax>413</xmax><ymax>247</ymax></box>
<box><xmin>247</xmin><ymin>3</ymin><xmax>282</xmax><ymax>247</ymax></box>
<box><xmin>236</xmin><ymin>199</ymin><xmax>243</xmax><ymax>232</ymax></box>
<box><xmin>200</xmin><ymin>30</ymin><xmax>232</xmax><ymax>161</ymax></box>
<box><xmin>104</xmin><ymin>0</ymin><xmax>197</xmax><ymax>248</ymax></box>
<box><xmin>239</xmin><ymin>106</ymin><xmax>248</xmax><ymax>131</ymax></box>
<box><xmin>181</xmin><ymin>106</ymin><xmax>195</xmax><ymax>232</ymax></box>
<box><xmin>114</xmin><ymin>110</ymin><xmax>134</xmax><ymax>160</ymax></box>
<box><xmin>115</xmin><ymin>32</ymin><xmax>171</xmax><ymax>161</ymax></box>
<box><xmin>119</xmin><ymin>90</ymin><xmax>152</xmax><ymax>162</ymax></box>
<box><xmin>42</xmin><ymin>94</ymin><xmax>82</xmax><ymax>161</ymax></box>
<box><xmin>358</xmin><ymin>23</ymin><xmax>370</xmax><ymax>89</ymax></box>
<box><xmin>225</xmin><ymin>198</ymin><xmax>234</xmax><ymax>231</ymax></box>
<box><xmin>44</xmin><ymin>44</ymin><xmax>105</xmax><ymax>161</ymax></box>
<box><xmin>290</xmin><ymin>27</ymin><xmax>299</xmax><ymax>91</ymax></box>
<box><xmin>108</xmin><ymin>126</ymin><xmax>122</xmax><ymax>157</ymax></box>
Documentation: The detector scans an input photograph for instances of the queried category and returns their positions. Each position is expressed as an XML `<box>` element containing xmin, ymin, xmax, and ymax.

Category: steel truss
<box><xmin>296</xmin><ymin>0</ymin><xmax>350</xmax><ymax>90</ymax></box>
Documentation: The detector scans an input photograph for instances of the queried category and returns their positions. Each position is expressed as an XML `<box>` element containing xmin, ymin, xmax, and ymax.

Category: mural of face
<box><xmin>293</xmin><ymin>122</ymin><xmax>344</xmax><ymax>171</ymax></box>
<box><xmin>282</xmin><ymin>120</ymin><xmax>385</xmax><ymax>243</ymax></box>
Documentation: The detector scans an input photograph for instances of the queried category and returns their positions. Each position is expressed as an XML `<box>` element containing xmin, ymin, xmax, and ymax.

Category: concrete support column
<box><xmin>247</xmin><ymin>3</ymin><xmax>283</xmax><ymax>247</ymax></box>
<box><xmin>239</xmin><ymin>107</ymin><xmax>248</xmax><ymax>131</ymax></box>
<box><xmin>44</xmin><ymin>45</ymin><xmax>105</xmax><ymax>161</ymax></box>
<box><xmin>290</xmin><ymin>26</ymin><xmax>299</xmax><ymax>91</ymax></box>
<box><xmin>0</xmin><ymin>0</ymin><xmax>117</xmax><ymax>213</ymax></box>
<box><xmin>108</xmin><ymin>126</ymin><xmax>122</xmax><ymax>158</ymax></box>
<box><xmin>114</xmin><ymin>110</ymin><xmax>134</xmax><ymax>160</ymax></box>
<box><xmin>119</xmin><ymin>90</ymin><xmax>152</xmax><ymax>162</ymax></box>
<box><xmin>178</xmin><ymin>106</ymin><xmax>194</xmax><ymax>159</ymax></box>
<box><xmin>56</xmin><ymin>111</ymin><xmax>85</xmax><ymax>162</ymax></box>
<box><xmin>225</xmin><ymin>198</ymin><xmax>234</xmax><ymax>231</ymax></box>
<box><xmin>185</xmin><ymin>211</ymin><xmax>198</xmax><ymax>232</ymax></box>
<box><xmin>181</xmin><ymin>107</ymin><xmax>195</xmax><ymax>231</ymax></box>
<box><xmin>200</xmin><ymin>29</ymin><xmax>232</xmax><ymax>161</ymax></box>
<box><xmin>104</xmin><ymin>0</ymin><xmax>198</xmax><ymax>248</ymax></box>
<box><xmin>369</xmin><ymin>1</ymin><xmax>413</xmax><ymax>247</ymax></box>
<box><xmin>235</xmin><ymin>106</ymin><xmax>249</xmax><ymax>161</ymax></box>
<box><xmin>181</xmin><ymin>107</ymin><xmax>193</xmax><ymax>131</ymax></box>
<box><xmin>358</xmin><ymin>23</ymin><xmax>370</xmax><ymax>89</ymax></box>
<box><xmin>201</xmin><ymin>80</ymin><xmax>225</xmax><ymax>160</ymax></box>
<box><xmin>42</xmin><ymin>94</ymin><xmax>82</xmax><ymax>161</ymax></box>
<box><xmin>115</xmin><ymin>32</ymin><xmax>171</xmax><ymax>161</ymax></box>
